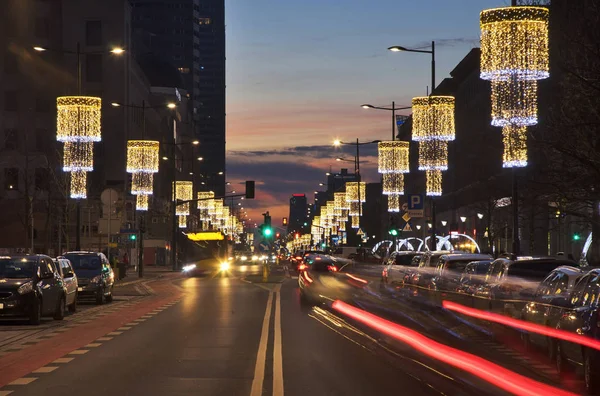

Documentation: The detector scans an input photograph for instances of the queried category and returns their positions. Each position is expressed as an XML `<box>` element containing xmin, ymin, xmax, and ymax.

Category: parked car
<box><xmin>473</xmin><ymin>257</ymin><xmax>575</xmax><ymax>316</ymax></box>
<box><xmin>430</xmin><ymin>253</ymin><xmax>493</xmax><ymax>294</ymax></box>
<box><xmin>381</xmin><ymin>251</ymin><xmax>422</xmax><ymax>286</ymax></box>
<box><xmin>454</xmin><ymin>260</ymin><xmax>493</xmax><ymax>306</ymax></box>
<box><xmin>0</xmin><ymin>254</ymin><xmax>68</xmax><ymax>324</ymax></box>
<box><xmin>521</xmin><ymin>265</ymin><xmax>583</xmax><ymax>358</ymax></box>
<box><xmin>53</xmin><ymin>257</ymin><xmax>78</xmax><ymax>312</ymax></box>
<box><xmin>62</xmin><ymin>251</ymin><xmax>114</xmax><ymax>304</ymax></box>
<box><xmin>554</xmin><ymin>268</ymin><xmax>600</xmax><ymax>393</ymax></box>
<box><xmin>405</xmin><ymin>251</ymin><xmax>452</xmax><ymax>288</ymax></box>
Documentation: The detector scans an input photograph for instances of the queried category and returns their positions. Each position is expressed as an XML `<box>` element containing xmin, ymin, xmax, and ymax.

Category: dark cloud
<box><xmin>228</xmin><ymin>143</ymin><xmax>378</xmax><ymax>160</ymax></box>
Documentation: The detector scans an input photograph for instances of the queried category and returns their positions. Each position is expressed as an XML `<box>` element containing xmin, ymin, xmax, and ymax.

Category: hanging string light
<box><xmin>178</xmin><ymin>215</ymin><xmax>187</xmax><ymax>228</ymax></box>
<box><xmin>63</xmin><ymin>141</ymin><xmax>93</xmax><ymax>172</ymax></box>
<box><xmin>173</xmin><ymin>181</ymin><xmax>193</xmax><ymax>216</ymax></box>
<box><xmin>351</xmin><ymin>215</ymin><xmax>360</xmax><ymax>229</ymax></box>
<box><xmin>502</xmin><ymin>125</ymin><xmax>528</xmax><ymax>168</ymax></box>
<box><xmin>348</xmin><ymin>202</ymin><xmax>361</xmax><ymax>217</ymax></box>
<box><xmin>411</xmin><ymin>96</ymin><xmax>456</xmax><ymax>142</ymax></box>
<box><xmin>56</xmin><ymin>96</ymin><xmax>102</xmax><ymax>142</ymax></box>
<box><xmin>387</xmin><ymin>194</ymin><xmax>401</xmax><ymax>213</ymax></box>
<box><xmin>382</xmin><ymin>173</ymin><xmax>405</xmax><ymax>195</ymax></box>
<box><xmin>136</xmin><ymin>194</ymin><xmax>149</xmax><ymax>211</ymax></box>
<box><xmin>378</xmin><ymin>141</ymin><xmax>410</xmax><ymax>173</ymax></box>
<box><xmin>491</xmin><ymin>79</ymin><xmax>538</xmax><ymax>127</ymax></box>
<box><xmin>480</xmin><ymin>7</ymin><xmax>550</xmax><ymax>81</ymax></box>
<box><xmin>345</xmin><ymin>182</ymin><xmax>366</xmax><ymax>203</ymax></box>
<box><xmin>418</xmin><ymin>140</ymin><xmax>448</xmax><ymax>171</ymax></box>
<box><xmin>70</xmin><ymin>170</ymin><xmax>87</xmax><ymax>199</ymax></box>
<box><xmin>132</xmin><ymin>172</ymin><xmax>154</xmax><ymax>195</ymax></box>
<box><xmin>126</xmin><ymin>140</ymin><xmax>160</xmax><ymax>173</ymax></box>
<box><xmin>426</xmin><ymin>170</ymin><xmax>443</xmax><ymax>197</ymax></box>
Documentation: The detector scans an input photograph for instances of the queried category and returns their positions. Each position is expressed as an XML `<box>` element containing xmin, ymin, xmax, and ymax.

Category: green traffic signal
<box><xmin>573</xmin><ymin>233</ymin><xmax>581</xmax><ymax>241</ymax></box>
<box><xmin>263</xmin><ymin>228</ymin><xmax>273</xmax><ymax>237</ymax></box>
<box><xmin>130</xmin><ymin>234</ymin><xmax>137</xmax><ymax>240</ymax></box>
<box><xmin>389</xmin><ymin>229</ymin><xmax>398</xmax><ymax>236</ymax></box>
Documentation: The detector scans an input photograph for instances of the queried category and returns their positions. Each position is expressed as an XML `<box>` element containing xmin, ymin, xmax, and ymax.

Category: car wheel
<box><xmin>584</xmin><ymin>349</ymin><xmax>600</xmax><ymax>394</ymax></box>
<box><xmin>53</xmin><ymin>295</ymin><xmax>65</xmax><ymax>320</ymax></box>
<box><xmin>105</xmin><ymin>286</ymin><xmax>113</xmax><ymax>303</ymax></box>
<box><xmin>95</xmin><ymin>287</ymin><xmax>104</xmax><ymax>305</ymax></box>
<box><xmin>29</xmin><ymin>298</ymin><xmax>41</xmax><ymax>325</ymax></box>
<box><xmin>556</xmin><ymin>342</ymin><xmax>568</xmax><ymax>377</ymax></box>
<box><xmin>68</xmin><ymin>292</ymin><xmax>77</xmax><ymax>313</ymax></box>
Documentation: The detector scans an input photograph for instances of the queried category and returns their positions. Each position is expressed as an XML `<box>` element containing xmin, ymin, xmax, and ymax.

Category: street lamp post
<box><xmin>34</xmin><ymin>44</ymin><xmax>124</xmax><ymax>251</ymax></box>
<box><xmin>389</xmin><ymin>41</ymin><xmax>437</xmax><ymax>250</ymax></box>
<box><xmin>361</xmin><ymin>103</ymin><xmax>411</xmax><ymax>141</ymax></box>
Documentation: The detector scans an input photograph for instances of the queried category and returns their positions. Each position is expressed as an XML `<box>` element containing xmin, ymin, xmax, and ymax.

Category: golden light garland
<box><xmin>197</xmin><ymin>191</ymin><xmax>215</xmax><ymax>209</ymax></box>
<box><xmin>173</xmin><ymin>181</ymin><xmax>193</xmax><ymax>216</ymax></box>
<box><xmin>411</xmin><ymin>96</ymin><xmax>455</xmax><ymax>142</ymax></box>
<box><xmin>334</xmin><ymin>192</ymin><xmax>349</xmax><ymax>210</ymax></box>
<box><xmin>502</xmin><ymin>125</ymin><xmax>528</xmax><ymax>168</ymax></box>
<box><xmin>491</xmin><ymin>79</ymin><xmax>538</xmax><ymax>127</ymax></box>
<box><xmin>338</xmin><ymin>219</ymin><xmax>346</xmax><ymax>232</ymax></box>
<box><xmin>480</xmin><ymin>7</ymin><xmax>550</xmax><ymax>81</ymax></box>
<box><xmin>351</xmin><ymin>215</ymin><xmax>360</xmax><ymax>229</ymax></box>
<box><xmin>126</xmin><ymin>140</ymin><xmax>159</xmax><ymax>173</ymax></box>
<box><xmin>136</xmin><ymin>194</ymin><xmax>149</xmax><ymax>211</ymax></box>
<box><xmin>56</xmin><ymin>96</ymin><xmax>102</xmax><ymax>142</ymax></box>
<box><xmin>349</xmin><ymin>202</ymin><xmax>361</xmax><ymax>217</ymax></box>
<box><xmin>378</xmin><ymin>141</ymin><xmax>410</xmax><ymax>173</ymax></box>
<box><xmin>387</xmin><ymin>194</ymin><xmax>401</xmax><ymax>213</ymax></box>
<box><xmin>132</xmin><ymin>172</ymin><xmax>154</xmax><ymax>195</ymax></box>
<box><xmin>426</xmin><ymin>169</ymin><xmax>443</xmax><ymax>197</ymax></box>
<box><xmin>382</xmin><ymin>173</ymin><xmax>404</xmax><ymax>195</ymax></box>
<box><xmin>345</xmin><ymin>182</ymin><xmax>366</xmax><ymax>203</ymax></box>
<box><xmin>63</xmin><ymin>141</ymin><xmax>93</xmax><ymax>172</ymax></box>
<box><xmin>178</xmin><ymin>215</ymin><xmax>187</xmax><ymax>228</ymax></box>
<box><xmin>418</xmin><ymin>140</ymin><xmax>448</xmax><ymax>171</ymax></box>
<box><xmin>70</xmin><ymin>170</ymin><xmax>87</xmax><ymax>199</ymax></box>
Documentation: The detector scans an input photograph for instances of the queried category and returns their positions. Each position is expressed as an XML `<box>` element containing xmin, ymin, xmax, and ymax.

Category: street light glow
<box><xmin>189</xmin><ymin>172</ymin><xmax>193</xmax><ymax>175</ymax></box>
<box><xmin>361</xmin><ymin>104</ymin><xmax>374</xmax><ymax>109</ymax></box>
<box><xmin>441</xmin><ymin>221</ymin><xmax>448</xmax><ymax>226</ymax></box>
<box><xmin>111</xmin><ymin>102</ymin><xmax>121</xmax><ymax>107</ymax></box>
<box><xmin>388</xmin><ymin>46</ymin><xmax>407</xmax><ymax>52</ymax></box>
<box><xmin>326</xmin><ymin>172</ymin><xmax>331</xmax><ymax>176</ymax></box>
<box><xmin>197</xmin><ymin>157</ymin><xmax>203</xmax><ymax>161</ymax></box>
<box><xmin>218</xmin><ymin>171</ymin><xmax>224</xmax><ymax>175</ymax></box>
<box><xmin>335</xmin><ymin>158</ymin><xmax>342</xmax><ymax>162</ymax></box>
<box><xmin>477</xmin><ymin>213</ymin><xmax>484</xmax><ymax>219</ymax></box>
<box><xmin>167</xmin><ymin>103</ymin><xmax>177</xmax><ymax>109</ymax></box>
<box><xmin>319</xmin><ymin>183</ymin><xmax>325</xmax><ymax>186</ymax></box>
<box><xmin>162</xmin><ymin>156</ymin><xmax>168</xmax><ymax>160</ymax></box>
<box><xmin>333</xmin><ymin>139</ymin><xmax>341</xmax><ymax>146</ymax></box>
<box><xmin>192</xmin><ymin>140</ymin><xmax>199</xmax><ymax>145</ymax></box>
<box><xmin>460</xmin><ymin>216</ymin><xmax>467</xmax><ymax>223</ymax></box>
<box><xmin>33</xmin><ymin>46</ymin><xmax>46</xmax><ymax>52</ymax></box>
<box><xmin>110</xmin><ymin>47</ymin><xmax>125</xmax><ymax>54</ymax></box>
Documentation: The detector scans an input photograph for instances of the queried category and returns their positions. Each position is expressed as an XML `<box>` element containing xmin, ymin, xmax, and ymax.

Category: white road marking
<box><xmin>52</xmin><ymin>358</ymin><xmax>74</xmax><ymax>363</ymax></box>
<box><xmin>273</xmin><ymin>290</ymin><xmax>284</xmax><ymax>396</ymax></box>
<box><xmin>86</xmin><ymin>343</ymin><xmax>102</xmax><ymax>348</ymax></box>
<box><xmin>134</xmin><ymin>318</ymin><xmax>147</xmax><ymax>322</ymax></box>
<box><xmin>107</xmin><ymin>332</ymin><xmax>123</xmax><ymax>336</ymax></box>
<box><xmin>117</xmin><ymin>327</ymin><xmax>132</xmax><ymax>330</ymax></box>
<box><xmin>125</xmin><ymin>322</ymin><xmax>140</xmax><ymax>326</ymax></box>
<box><xmin>250</xmin><ymin>292</ymin><xmax>274</xmax><ymax>396</ymax></box>
<box><xmin>69</xmin><ymin>350</ymin><xmax>89</xmax><ymax>355</ymax></box>
<box><xmin>32</xmin><ymin>366</ymin><xmax>58</xmax><ymax>373</ymax></box>
<box><xmin>96</xmin><ymin>337</ymin><xmax>113</xmax><ymax>341</ymax></box>
<box><xmin>8</xmin><ymin>378</ymin><xmax>37</xmax><ymax>385</ymax></box>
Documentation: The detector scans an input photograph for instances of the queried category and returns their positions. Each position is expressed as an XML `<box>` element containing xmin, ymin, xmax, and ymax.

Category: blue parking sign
<box><xmin>408</xmin><ymin>194</ymin><xmax>424</xmax><ymax>210</ymax></box>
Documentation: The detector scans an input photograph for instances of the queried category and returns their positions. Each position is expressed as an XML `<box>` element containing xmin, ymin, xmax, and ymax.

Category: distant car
<box><xmin>62</xmin><ymin>251</ymin><xmax>114</xmax><ymax>304</ymax></box>
<box><xmin>53</xmin><ymin>257</ymin><xmax>78</xmax><ymax>312</ymax></box>
<box><xmin>298</xmin><ymin>255</ymin><xmax>341</xmax><ymax>304</ymax></box>
<box><xmin>381</xmin><ymin>251</ymin><xmax>421</xmax><ymax>286</ymax></box>
<box><xmin>0</xmin><ymin>254</ymin><xmax>68</xmax><ymax>324</ymax></box>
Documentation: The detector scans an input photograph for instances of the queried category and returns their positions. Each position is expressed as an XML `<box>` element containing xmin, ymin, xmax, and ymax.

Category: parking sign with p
<box><xmin>407</xmin><ymin>194</ymin><xmax>424</xmax><ymax>217</ymax></box>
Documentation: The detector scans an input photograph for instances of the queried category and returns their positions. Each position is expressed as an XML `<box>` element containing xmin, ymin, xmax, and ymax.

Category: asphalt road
<box><xmin>0</xmin><ymin>271</ymin><xmax>578</xmax><ymax>396</ymax></box>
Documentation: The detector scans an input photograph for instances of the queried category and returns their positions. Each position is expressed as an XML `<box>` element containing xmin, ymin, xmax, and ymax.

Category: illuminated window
<box><xmin>198</xmin><ymin>17</ymin><xmax>211</xmax><ymax>25</ymax></box>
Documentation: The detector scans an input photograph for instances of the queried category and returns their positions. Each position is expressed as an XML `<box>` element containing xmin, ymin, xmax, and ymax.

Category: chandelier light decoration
<box><xmin>345</xmin><ymin>182</ymin><xmax>366</xmax><ymax>203</ymax></box>
<box><xmin>351</xmin><ymin>215</ymin><xmax>360</xmax><ymax>229</ymax></box>
<box><xmin>426</xmin><ymin>169</ymin><xmax>443</xmax><ymax>197</ymax></box>
<box><xmin>387</xmin><ymin>194</ymin><xmax>401</xmax><ymax>213</ymax></box>
<box><xmin>411</xmin><ymin>96</ymin><xmax>455</xmax><ymax>142</ymax></box>
<box><xmin>136</xmin><ymin>194</ymin><xmax>149</xmax><ymax>211</ymax></box>
<box><xmin>57</xmin><ymin>96</ymin><xmax>102</xmax><ymax>199</ymax></box>
<box><xmin>197</xmin><ymin>191</ymin><xmax>215</xmax><ymax>223</ymax></box>
<box><xmin>173</xmin><ymin>181</ymin><xmax>193</xmax><ymax>228</ymax></box>
<box><xmin>480</xmin><ymin>6</ymin><xmax>549</xmax><ymax>169</ymax></box>
<box><xmin>382</xmin><ymin>173</ymin><xmax>404</xmax><ymax>195</ymax></box>
<box><xmin>127</xmin><ymin>140</ymin><xmax>159</xmax><ymax>209</ymax></box>
<box><xmin>480</xmin><ymin>7</ymin><xmax>550</xmax><ymax>81</ymax></box>
<box><xmin>378</xmin><ymin>140</ymin><xmax>410</xmax><ymax>211</ymax></box>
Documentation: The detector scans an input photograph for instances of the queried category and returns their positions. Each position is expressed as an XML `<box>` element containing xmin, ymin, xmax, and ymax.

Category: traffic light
<box><xmin>388</xmin><ymin>228</ymin><xmax>399</xmax><ymax>237</ymax></box>
<box><xmin>263</xmin><ymin>227</ymin><xmax>273</xmax><ymax>237</ymax></box>
<box><xmin>573</xmin><ymin>233</ymin><xmax>581</xmax><ymax>241</ymax></box>
<box><xmin>245</xmin><ymin>180</ymin><xmax>255</xmax><ymax>199</ymax></box>
<box><xmin>295</xmin><ymin>233</ymin><xmax>300</xmax><ymax>239</ymax></box>
<box><xmin>275</xmin><ymin>232</ymin><xmax>280</xmax><ymax>239</ymax></box>
<box><xmin>282</xmin><ymin>217</ymin><xmax>288</xmax><ymax>226</ymax></box>
<box><xmin>129</xmin><ymin>234</ymin><xmax>137</xmax><ymax>240</ymax></box>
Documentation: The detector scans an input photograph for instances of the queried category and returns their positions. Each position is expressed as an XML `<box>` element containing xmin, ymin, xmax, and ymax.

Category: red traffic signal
<box><xmin>275</xmin><ymin>233</ymin><xmax>281</xmax><ymax>238</ymax></box>
<box><xmin>295</xmin><ymin>233</ymin><xmax>300</xmax><ymax>239</ymax></box>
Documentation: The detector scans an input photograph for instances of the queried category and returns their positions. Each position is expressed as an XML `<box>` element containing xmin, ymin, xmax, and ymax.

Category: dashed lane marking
<box><xmin>52</xmin><ymin>358</ymin><xmax>74</xmax><ymax>363</ymax></box>
<box><xmin>125</xmin><ymin>322</ymin><xmax>139</xmax><ymax>326</ymax></box>
<box><xmin>134</xmin><ymin>318</ymin><xmax>147</xmax><ymax>322</ymax></box>
<box><xmin>85</xmin><ymin>343</ymin><xmax>102</xmax><ymax>348</ymax></box>
<box><xmin>32</xmin><ymin>366</ymin><xmax>58</xmax><ymax>373</ymax></box>
<box><xmin>68</xmin><ymin>350</ymin><xmax>89</xmax><ymax>355</ymax></box>
<box><xmin>117</xmin><ymin>327</ymin><xmax>132</xmax><ymax>331</ymax></box>
<box><xmin>8</xmin><ymin>378</ymin><xmax>37</xmax><ymax>385</ymax></box>
<box><xmin>107</xmin><ymin>332</ymin><xmax>123</xmax><ymax>336</ymax></box>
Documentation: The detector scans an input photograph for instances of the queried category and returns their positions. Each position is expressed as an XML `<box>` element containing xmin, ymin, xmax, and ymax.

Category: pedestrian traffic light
<box><xmin>573</xmin><ymin>233</ymin><xmax>581</xmax><ymax>241</ymax></box>
<box><xmin>129</xmin><ymin>234</ymin><xmax>137</xmax><ymax>240</ymax></box>
<box><xmin>388</xmin><ymin>228</ymin><xmax>399</xmax><ymax>237</ymax></box>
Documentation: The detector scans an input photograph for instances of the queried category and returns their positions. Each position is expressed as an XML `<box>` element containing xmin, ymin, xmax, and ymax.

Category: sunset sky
<box><xmin>225</xmin><ymin>0</ymin><xmax>509</xmax><ymax>227</ymax></box>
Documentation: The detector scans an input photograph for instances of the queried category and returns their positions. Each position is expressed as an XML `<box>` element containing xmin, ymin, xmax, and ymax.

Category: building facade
<box><xmin>288</xmin><ymin>194</ymin><xmax>307</xmax><ymax>234</ymax></box>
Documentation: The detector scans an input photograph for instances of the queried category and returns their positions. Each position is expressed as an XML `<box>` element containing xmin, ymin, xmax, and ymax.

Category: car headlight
<box><xmin>220</xmin><ymin>262</ymin><xmax>230</xmax><ymax>271</ymax></box>
<box><xmin>241</xmin><ymin>256</ymin><xmax>248</xmax><ymax>261</ymax></box>
<box><xmin>91</xmin><ymin>275</ymin><xmax>102</xmax><ymax>284</ymax></box>
<box><xmin>182</xmin><ymin>264</ymin><xmax>196</xmax><ymax>272</ymax></box>
<box><xmin>252</xmin><ymin>256</ymin><xmax>258</xmax><ymax>261</ymax></box>
<box><xmin>17</xmin><ymin>281</ymin><xmax>34</xmax><ymax>295</ymax></box>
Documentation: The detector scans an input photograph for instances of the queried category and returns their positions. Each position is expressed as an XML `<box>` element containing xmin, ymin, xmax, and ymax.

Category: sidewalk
<box><xmin>114</xmin><ymin>265</ymin><xmax>179</xmax><ymax>287</ymax></box>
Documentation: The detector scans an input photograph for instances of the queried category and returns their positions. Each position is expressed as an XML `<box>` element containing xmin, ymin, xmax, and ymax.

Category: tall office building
<box><xmin>288</xmin><ymin>194</ymin><xmax>308</xmax><ymax>233</ymax></box>
<box><xmin>131</xmin><ymin>0</ymin><xmax>226</xmax><ymax>195</ymax></box>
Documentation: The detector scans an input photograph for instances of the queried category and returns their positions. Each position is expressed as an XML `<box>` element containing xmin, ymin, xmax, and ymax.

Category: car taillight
<box><xmin>298</xmin><ymin>264</ymin><xmax>307</xmax><ymax>271</ymax></box>
<box><xmin>328</xmin><ymin>265</ymin><xmax>338</xmax><ymax>272</ymax></box>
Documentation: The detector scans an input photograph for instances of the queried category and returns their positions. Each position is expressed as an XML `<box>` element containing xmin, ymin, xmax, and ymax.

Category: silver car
<box><xmin>53</xmin><ymin>258</ymin><xmax>78</xmax><ymax>313</ymax></box>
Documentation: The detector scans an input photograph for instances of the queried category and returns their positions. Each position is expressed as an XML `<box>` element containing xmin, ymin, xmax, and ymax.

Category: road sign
<box><xmin>402</xmin><ymin>213</ymin><xmax>411</xmax><ymax>223</ymax></box>
<box><xmin>403</xmin><ymin>223</ymin><xmax>412</xmax><ymax>232</ymax></box>
<box><xmin>356</xmin><ymin>228</ymin><xmax>365</xmax><ymax>236</ymax></box>
<box><xmin>407</xmin><ymin>194</ymin><xmax>424</xmax><ymax>218</ymax></box>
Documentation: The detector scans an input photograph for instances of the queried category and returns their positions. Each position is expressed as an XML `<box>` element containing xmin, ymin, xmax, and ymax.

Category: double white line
<box><xmin>251</xmin><ymin>285</ymin><xmax>284</xmax><ymax>396</ymax></box>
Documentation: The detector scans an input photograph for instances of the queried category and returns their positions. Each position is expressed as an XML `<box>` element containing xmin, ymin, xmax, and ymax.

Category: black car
<box><xmin>555</xmin><ymin>268</ymin><xmax>600</xmax><ymax>393</ymax></box>
<box><xmin>0</xmin><ymin>255</ymin><xmax>67</xmax><ymax>324</ymax></box>
<box><xmin>63</xmin><ymin>251</ymin><xmax>114</xmax><ymax>304</ymax></box>
<box><xmin>521</xmin><ymin>265</ymin><xmax>582</xmax><ymax>358</ymax></box>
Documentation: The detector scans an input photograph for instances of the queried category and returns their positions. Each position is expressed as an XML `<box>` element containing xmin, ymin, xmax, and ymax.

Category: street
<box><xmin>0</xmin><ymin>264</ymin><xmax>580</xmax><ymax>396</ymax></box>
